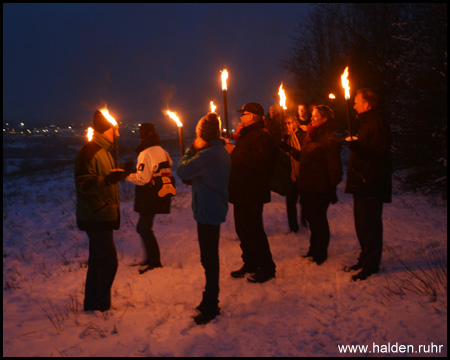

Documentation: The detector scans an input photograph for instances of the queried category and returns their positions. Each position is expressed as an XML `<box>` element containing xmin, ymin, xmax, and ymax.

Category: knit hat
<box><xmin>139</xmin><ymin>123</ymin><xmax>156</xmax><ymax>139</ymax></box>
<box><xmin>196</xmin><ymin>112</ymin><xmax>221</xmax><ymax>142</ymax></box>
<box><xmin>93</xmin><ymin>110</ymin><xmax>114</xmax><ymax>134</ymax></box>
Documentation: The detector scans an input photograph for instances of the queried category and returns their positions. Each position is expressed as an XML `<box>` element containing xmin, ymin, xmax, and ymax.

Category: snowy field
<box><xmin>3</xmin><ymin>152</ymin><xmax>447</xmax><ymax>357</ymax></box>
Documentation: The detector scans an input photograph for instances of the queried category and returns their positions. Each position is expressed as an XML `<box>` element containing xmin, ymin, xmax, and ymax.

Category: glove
<box><xmin>104</xmin><ymin>170</ymin><xmax>127</xmax><ymax>185</ymax></box>
<box><xmin>123</xmin><ymin>159</ymin><xmax>136</xmax><ymax>174</ymax></box>
<box><xmin>279</xmin><ymin>141</ymin><xmax>293</xmax><ymax>153</ymax></box>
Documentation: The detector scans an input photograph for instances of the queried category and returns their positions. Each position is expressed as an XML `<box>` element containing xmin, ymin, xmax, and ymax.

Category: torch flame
<box><xmin>87</xmin><ymin>127</ymin><xmax>94</xmax><ymax>141</ymax></box>
<box><xmin>278</xmin><ymin>83</ymin><xmax>287</xmax><ymax>110</ymax></box>
<box><xmin>221</xmin><ymin>69</ymin><xmax>228</xmax><ymax>91</ymax></box>
<box><xmin>166</xmin><ymin>110</ymin><xmax>183</xmax><ymax>128</ymax></box>
<box><xmin>99</xmin><ymin>107</ymin><xmax>118</xmax><ymax>127</ymax></box>
<box><xmin>329</xmin><ymin>93</ymin><xmax>336</xmax><ymax>99</ymax></box>
<box><xmin>341</xmin><ymin>66</ymin><xmax>350</xmax><ymax>100</ymax></box>
<box><xmin>210</xmin><ymin>101</ymin><xmax>217</xmax><ymax>113</ymax></box>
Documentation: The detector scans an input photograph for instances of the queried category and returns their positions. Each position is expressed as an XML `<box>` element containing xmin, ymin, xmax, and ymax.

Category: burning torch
<box><xmin>100</xmin><ymin>108</ymin><xmax>119</xmax><ymax>168</ymax></box>
<box><xmin>278</xmin><ymin>82</ymin><xmax>287</xmax><ymax>121</ymax></box>
<box><xmin>221</xmin><ymin>69</ymin><xmax>229</xmax><ymax>138</ymax></box>
<box><xmin>341</xmin><ymin>66</ymin><xmax>356</xmax><ymax>141</ymax></box>
<box><xmin>210</xmin><ymin>101</ymin><xmax>217</xmax><ymax>113</ymax></box>
<box><xmin>166</xmin><ymin>110</ymin><xmax>185</xmax><ymax>156</ymax></box>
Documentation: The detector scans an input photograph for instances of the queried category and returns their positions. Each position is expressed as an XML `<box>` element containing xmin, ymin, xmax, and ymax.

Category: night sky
<box><xmin>3</xmin><ymin>3</ymin><xmax>312</xmax><ymax>134</ymax></box>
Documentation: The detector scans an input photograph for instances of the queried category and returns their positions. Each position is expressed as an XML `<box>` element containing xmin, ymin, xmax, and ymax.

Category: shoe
<box><xmin>343</xmin><ymin>263</ymin><xmax>362</xmax><ymax>272</ymax></box>
<box><xmin>352</xmin><ymin>268</ymin><xmax>379</xmax><ymax>281</ymax></box>
<box><xmin>230</xmin><ymin>265</ymin><xmax>257</xmax><ymax>278</ymax></box>
<box><xmin>138</xmin><ymin>264</ymin><xmax>162</xmax><ymax>274</ymax></box>
<box><xmin>247</xmin><ymin>271</ymin><xmax>275</xmax><ymax>284</ymax></box>
<box><xmin>312</xmin><ymin>257</ymin><xmax>326</xmax><ymax>265</ymax></box>
<box><xmin>193</xmin><ymin>307</ymin><xmax>220</xmax><ymax>325</ymax></box>
<box><xmin>302</xmin><ymin>251</ymin><xmax>314</xmax><ymax>259</ymax></box>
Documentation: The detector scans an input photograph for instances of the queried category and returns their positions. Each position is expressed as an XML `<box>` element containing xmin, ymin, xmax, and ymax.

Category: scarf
<box><xmin>286</xmin><ymin>131</ymin><xmax>301</xmax><ymax>182</ymax></box>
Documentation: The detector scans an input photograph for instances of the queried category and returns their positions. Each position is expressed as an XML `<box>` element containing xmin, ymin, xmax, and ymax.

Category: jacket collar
<box><xmin>93</xmin><ymin>132</ymin><xmax>114</xmax><ymax>152</ymax></box>
<box><xmin>356</xmin><ymin>108</ymin><xmax>377</xmax><ymax>122</ymax></box>
<box><xmin>239</xmin><ymin>120</ymin><xmax>265</xmax><ymax>137</ymax></box>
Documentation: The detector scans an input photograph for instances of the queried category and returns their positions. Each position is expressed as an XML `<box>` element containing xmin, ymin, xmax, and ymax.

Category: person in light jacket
<box><xmin>125</xmin><ymin>123</ymin><xmax>173</xmax><ymax>275</ymax></box>
<box><xmin>176</xmin><ymin>112</ymin><xmax>231</xmax><ymax>325</ymax></box>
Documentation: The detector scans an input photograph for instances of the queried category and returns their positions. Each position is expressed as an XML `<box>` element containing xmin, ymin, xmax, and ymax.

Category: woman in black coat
<box><xmin>282</xmin><ymin>105</ymin><xmax>342</xmax><ymax>264</ymax></box>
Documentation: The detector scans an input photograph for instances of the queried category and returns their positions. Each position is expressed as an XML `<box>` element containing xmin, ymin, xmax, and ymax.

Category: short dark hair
<box><xmin>356</xmin><ymin>88</ymin><xmax>378</xmax><ymax>108</ymax></box>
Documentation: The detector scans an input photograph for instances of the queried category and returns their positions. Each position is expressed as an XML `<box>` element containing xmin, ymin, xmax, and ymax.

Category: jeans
<box><xmin>136</xmin><ymin>213</ymin><xmax>162</xmax><ymax>267</ymax></box>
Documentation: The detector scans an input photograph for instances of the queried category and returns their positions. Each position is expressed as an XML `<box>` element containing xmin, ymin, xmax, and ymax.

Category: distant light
<box><xmin>20</xmin><ymin>122</ymin><xmax>25</xmax><ymax>126</ymax></box>
<box><xmin>329</xmin><ymin>93</ymin><xmax>336</xmax><ymax>99</ymax></box>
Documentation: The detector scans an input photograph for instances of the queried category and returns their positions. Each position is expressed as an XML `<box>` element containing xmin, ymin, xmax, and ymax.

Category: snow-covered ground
<box><xmin>3</xmin><ymin>152</ymin><xmax>447</xmax><ymax>357</ymax></box>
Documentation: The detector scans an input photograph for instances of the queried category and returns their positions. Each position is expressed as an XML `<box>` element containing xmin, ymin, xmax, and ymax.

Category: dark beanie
<box><xmin>93</xmin><ymin>110</ymin><xmax>114</xmax><ymax>134</ymax></box>
<box><xmin>196</xmin><ymin>113</ymin><xmax>221</xmax><ymax>142</ymax></box>
<box><xmin>139</xmin><ymin>123</ymin><xmax>156</xmax><ymax>139</ymax></box>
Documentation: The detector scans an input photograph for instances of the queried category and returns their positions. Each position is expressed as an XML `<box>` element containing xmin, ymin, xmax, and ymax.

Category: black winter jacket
<box><xmin>297</xmin><ymin>126</ymin><xmax>342</xmax><ymax>196</ymax></box>
<box><xmin>345</xmin><ymin>109</ymin><xmax>392</xmax><ymax>203</ymax></box>
<box><xmin>228</xmin><ymin>121</ymin><xmax>276</xmax><ymax>206</ymax></box>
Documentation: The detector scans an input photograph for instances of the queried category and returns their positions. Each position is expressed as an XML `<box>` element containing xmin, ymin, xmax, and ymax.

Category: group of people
<box><xmin>74</xmin><ymin>88</ymin><xmax>392</xmax><ymax>325</ymax></box>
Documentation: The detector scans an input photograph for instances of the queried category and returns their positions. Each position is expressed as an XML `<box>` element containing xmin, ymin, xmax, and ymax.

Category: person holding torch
<box><xmin>344</xmin><ymin>88</ymin><xmax>392</xmax><ymax>281</ymax></box>
<box><xmin>75</xmin><ymin>110</ymin><xmax>129</xmax><ymax>312</ymax></box>
<box><xmin>176</xmin><ymin>112</ymin><xmax>231</xmax><ymax>325</ymax></box>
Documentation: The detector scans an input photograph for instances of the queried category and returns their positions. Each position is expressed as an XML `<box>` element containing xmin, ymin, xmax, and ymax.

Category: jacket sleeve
<box><xmin>176</xmin><ymin>148</ymin><xmax>207</xmax><ymax>180</ymax></box>
<box><xmin>126</xmin><ymin>150</ymin><xmax>155</xmax><ymax>186</ymax></box>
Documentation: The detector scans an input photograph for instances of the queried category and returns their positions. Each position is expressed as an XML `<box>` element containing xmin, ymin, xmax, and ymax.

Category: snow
<box><xmin>3</xmin><ymin>152</ymin><xmax>447</xmax><ymax>357</ymax></box>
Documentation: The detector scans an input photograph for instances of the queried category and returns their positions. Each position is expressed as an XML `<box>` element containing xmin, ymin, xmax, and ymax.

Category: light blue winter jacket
<box><xmin>176</xmin><ymin>139</ymin><xmax>231</xmax><ymax>225</ymax></box>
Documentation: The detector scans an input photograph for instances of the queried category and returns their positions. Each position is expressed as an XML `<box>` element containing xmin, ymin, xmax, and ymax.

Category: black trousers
<box><xmin>286</xmin><ymin>181</ymin><xmax>300</xmax><ymax>232</ymax></box>
<box><xmin>136</xmin><ymin>213</ymin><xmax>162</xmax><ymax>267</ymax></box>
<box><xmin>197</xmin><ymin>222</ymin><xmax>220</xmax><ymax>304</ymax></box>
<box><xmin>84</xmin><ymin>230</ymin><xmax>118</xmax><ymax>311</ymax></box>
<box><xmin>233</xmin><ymin>204</ymin><xmax>276</xmax><ymax>275</ymax></box>
<box><xmin>353</xmin><ymin>195</ymin><xmax>383</xmax><ymax>271</ymax></box>
<box><xmin>300</xmin><ymin>191</ymin><xmax>330</xmax><ymax>262</ymax></box>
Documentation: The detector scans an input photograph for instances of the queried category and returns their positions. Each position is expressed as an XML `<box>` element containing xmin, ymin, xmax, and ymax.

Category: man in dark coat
<box><xmin>345</xmin><ymin>88</ymin><xmax>392</xmax><ymax>281</ymax></box>
<box><xmin>228</xmin><ymin>102</ymin><xmax>277</xmax><ymax>283</ymax></box>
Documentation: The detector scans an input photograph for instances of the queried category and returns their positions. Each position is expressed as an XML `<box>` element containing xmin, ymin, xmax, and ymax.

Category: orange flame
<box><xmin>278</xmin><ymin>83</ymin><xmax>287</xmax><ymax>110</ymax></box>
<box><xmin>166</xmin><ymin>110</ymin><xmax>183</xmax><ymax>127</ymax></box>
<box><xmin>87</xmin><ymin>127</ymin><xmax>94</xmax><ymax>141</ymax></box>
<box><xmin>210</xmin><ymin>101</ymin><xmax>217</xmax><ymax>113</ymax></box>
<box><xmin>221</xmin><ymin>69</ymin><xmax>228</xmax><ymax>91</ymax></box>
<box><xmin>341</xmin><ymin>66</ymin><xmax>350</xmax><ymax>100</ymax></box>
<box><xmin>329</xmin><ymin>93</ymin><xmax>336</xmax><ymax>99</ymax></box>
<box><xmin>99</xmin><ymin>107</ymin><xmax>118</xmax><ymax>127</ymax></box>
